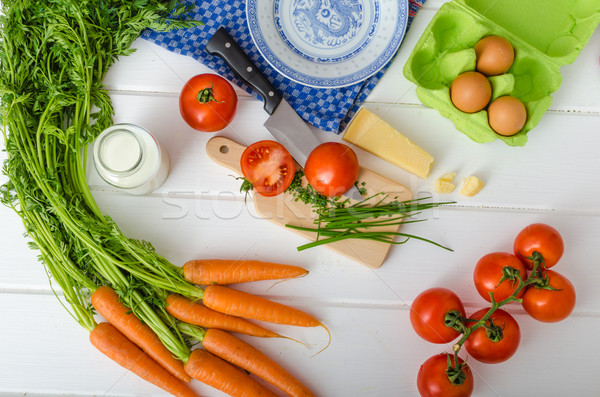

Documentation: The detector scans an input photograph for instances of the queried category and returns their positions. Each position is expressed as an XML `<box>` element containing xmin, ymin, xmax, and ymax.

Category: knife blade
<box><xmin>205</xmin><ymin>27</ymin><xmax>363</xmax><ymax>201</ymax></box>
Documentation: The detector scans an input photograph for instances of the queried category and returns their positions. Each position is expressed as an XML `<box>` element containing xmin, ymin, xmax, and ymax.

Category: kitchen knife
<box><xmin>205</xmin><ymin>27</ymin><xmax>363</xmax><ymax>201</ymax></box>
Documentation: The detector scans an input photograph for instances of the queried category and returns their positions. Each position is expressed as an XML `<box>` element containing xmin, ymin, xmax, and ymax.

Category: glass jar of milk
<box><xmin>93</xmin><ymin>124</ymin><xmax>169</xmax><ymax>195</ymax></box>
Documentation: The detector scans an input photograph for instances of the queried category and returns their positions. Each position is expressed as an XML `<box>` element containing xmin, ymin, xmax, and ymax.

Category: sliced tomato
<box><xmin>240</xmin><ymin>140</ymin><xmax>295</xmax><ymax>197</ymax></box>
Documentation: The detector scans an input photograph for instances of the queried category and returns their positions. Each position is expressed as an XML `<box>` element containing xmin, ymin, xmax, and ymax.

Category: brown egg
<box><xmin>488</xmin><ymin>96</ymin><xmax>527</xmax><ymax>136</ymax></box>
<box><xmin>450</xmin><ymin>71</ymin><xmax>492</xmax><ymax>113</ymax></box>
<box><xmin>474</xmin><ymin>36</ymin><xmax>515</xmax><ymax>76</ymax></box>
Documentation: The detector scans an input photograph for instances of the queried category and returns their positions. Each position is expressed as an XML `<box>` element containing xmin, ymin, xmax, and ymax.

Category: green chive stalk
<box><xmin>286</xmin><ymin>195</ymin><xmax>455</xmax><ymax>251</ymax></box>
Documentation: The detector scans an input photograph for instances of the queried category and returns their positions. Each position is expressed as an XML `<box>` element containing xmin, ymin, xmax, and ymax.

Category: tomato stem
<box><xmin>525</xmin><ymin>251</ymin><xmax>546</xmax><ymax>269</ymax></box>
<box><xmin>444</xmin><ymin>310</ymin><xmax>469</xmax><ymax>334</ymax></box>
<box><xmin>495</xmin><ymin>265</ymin><xmax>522</xmax><ymax>289</ymax></box>
<box><xmin>445</xmin><ymin>352</ymin><xmax>468</xmax><ymax>385</ymax></box>
<box><xmin>196</xmin><ymin>82</ymin><xmax>223</xmax><ymax>104</ymax></box>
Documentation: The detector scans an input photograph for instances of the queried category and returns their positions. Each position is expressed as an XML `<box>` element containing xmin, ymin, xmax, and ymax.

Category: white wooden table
<box><xmin>1</xmin><ymin>1</ymin><xmax>600</xmax><ymax>396</ymax></box>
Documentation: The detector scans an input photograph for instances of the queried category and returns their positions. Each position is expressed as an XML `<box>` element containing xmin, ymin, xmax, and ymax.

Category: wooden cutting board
<box><xmin>206</xmin><ymin>136</ymin><xmax>412</xmax><ymax>268</ymax></box>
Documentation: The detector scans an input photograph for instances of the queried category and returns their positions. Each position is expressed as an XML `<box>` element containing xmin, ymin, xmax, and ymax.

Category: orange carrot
<box><xmin>91</xmin><ymin>285</ymin><xmax>191</xmax><ymax>382</ymax></box>
<box><xmin>184</xmin><ymin>348</ymin><xmax>277</xmax><ymax>397</ymax></box>
<box><xmin>202</xmin><ymin>328</ymin><xmax>315</xmax><ymax>397</ymax></box>
<box><xmin>166</xmin><ymin>294</ymin><xmax>281</xmax><ymax>338</ymax></box>
<box><xmin>90</xmin><ymin>323</ymin><xmax>198</xmax><ymax>397</ymax></box>
<box><xmin>183</xmin><ymin>259</ymin><xmax>308</xmax><ymax>285</ymax></box>
<box><xmin>202</xmin><ymin>285</ymin><xmax>320</xmax><ymax>327</ymax></box>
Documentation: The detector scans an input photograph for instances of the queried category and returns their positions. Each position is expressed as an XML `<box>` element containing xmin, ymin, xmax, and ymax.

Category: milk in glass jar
<box><xmin>93</xmin><ymin>124</ymin><xmax>169</xmax><ymax>195</ymax></box>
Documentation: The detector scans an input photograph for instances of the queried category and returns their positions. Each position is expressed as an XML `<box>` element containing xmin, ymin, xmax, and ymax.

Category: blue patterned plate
<box><xmin>247</xmin><ymin>0</ymin><xmax>409</xmax><ymax>88</ymax></box>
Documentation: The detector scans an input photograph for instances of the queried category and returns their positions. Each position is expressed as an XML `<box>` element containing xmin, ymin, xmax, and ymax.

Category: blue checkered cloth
<box><xmin>142</xmin><ymin>0</ymin><xmax>425</xmax><ymax>133</ymax></box>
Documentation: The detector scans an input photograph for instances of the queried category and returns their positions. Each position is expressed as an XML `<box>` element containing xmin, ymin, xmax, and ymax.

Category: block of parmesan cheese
<box><xmin>342</xmin><ymin>108</ymin><xmax>434</xmax><ymax>179</ymax></box>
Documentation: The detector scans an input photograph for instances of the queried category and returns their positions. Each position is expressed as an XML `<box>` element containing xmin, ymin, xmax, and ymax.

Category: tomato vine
<box><xmin>413</xmin><ymin>224</ymin><xmax>576</xmax><ymax>397</ymax></box>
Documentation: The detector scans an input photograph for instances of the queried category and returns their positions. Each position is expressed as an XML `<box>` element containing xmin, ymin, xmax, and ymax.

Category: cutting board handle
<box><xmin>206</xmin><ymin>136</ymin><xmax>245</xmax><ymax>175</ymax></box>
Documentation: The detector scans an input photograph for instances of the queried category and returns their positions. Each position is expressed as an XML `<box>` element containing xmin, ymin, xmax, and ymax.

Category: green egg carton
<box><xmin>403</xmin><ymin>0</ymin><xmax>600</xmax><ymax>146</ymax></box>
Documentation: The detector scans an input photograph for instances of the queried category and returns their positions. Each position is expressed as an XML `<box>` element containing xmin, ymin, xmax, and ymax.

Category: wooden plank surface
<box><xmin>1</xmin><ymin>2</ymin><xmax>600</xmax><ymax>396</ymax></box>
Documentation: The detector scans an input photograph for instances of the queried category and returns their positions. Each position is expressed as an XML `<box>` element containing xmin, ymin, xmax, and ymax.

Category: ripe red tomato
<box><xmin>464</xmin><ymin>308</ymin><xmax>520</xmax><ymax>364</ymax></box>
<box><xmin>240</xmin><ymin>140</ymin><xmax>295</xmax><ymax>197</ymax></box>
<box><xmin>410</xmin><ymin>288</ymin><xmax>466</xmax><ymax>344</ymax></box>
<box><xmin>522</xmin><ymin>270</ymin><xmax>576</xmax><ymax>322</ymax></box>
<box><xmin>304</xmin><ymin>142</ymin><xmax>359</xmax><ymax>197</ymax></box>
<box><xmin>179</xmin><ymin>73</ymin><xmax>237</xmax><ymax>132</ymax></box>
<box><xmin>513</xmin><ymin>223</ymin><xmax>564</xmax><ymax>269</ymax></box>
<box><xmin>417</xmin><ymin>353</ymin><xmax>474</xmax><ymax>397</ymax></box>
<box><xmin>473</xmin><ymin>252</ymin><xmax>528</xmax><ymax>303</ymax></box>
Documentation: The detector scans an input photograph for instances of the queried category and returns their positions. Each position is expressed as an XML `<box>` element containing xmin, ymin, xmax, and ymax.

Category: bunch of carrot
<box><xmin>0</xmin><ymin>2</ymin><xmax>326</xmax><ymax>396</ymax></box>
<box><xmin>90</xmin><ymin>259</ymin><xmax>323</xmax><ymax>397</ymax></box>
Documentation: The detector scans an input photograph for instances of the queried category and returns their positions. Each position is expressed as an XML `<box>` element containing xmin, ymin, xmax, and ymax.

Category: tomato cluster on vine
<box><xmin>410</xmin><ymin>223</ymin><xmax>576</xmax><ymax>397</ymax></box>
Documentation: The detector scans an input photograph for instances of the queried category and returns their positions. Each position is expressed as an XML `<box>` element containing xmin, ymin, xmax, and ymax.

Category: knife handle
<box><xmin>206</xmin><ymin>27</ymin><xmax>282</xmax><ymax>115</ymax></box>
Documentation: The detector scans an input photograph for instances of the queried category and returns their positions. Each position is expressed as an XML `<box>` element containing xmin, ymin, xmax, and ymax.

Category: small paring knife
<box><xmin>205</xmin><ymin>27</ymin><xmax>364</xmax><ymax>201</ymax></box>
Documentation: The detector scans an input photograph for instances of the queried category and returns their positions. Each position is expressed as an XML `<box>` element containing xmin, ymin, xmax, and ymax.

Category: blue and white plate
<box><xmin>247</xmin><ymin>0</ymin><xmax>409</xmax><ymax>88</ymax></box>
